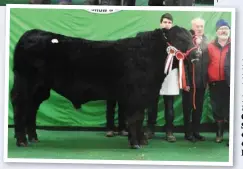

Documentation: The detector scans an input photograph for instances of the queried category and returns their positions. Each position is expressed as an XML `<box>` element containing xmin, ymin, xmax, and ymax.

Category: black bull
<box><xmin>10</xmin><ymin>25</ymin><xmax>198</xmax><ymax>149</ymax></box>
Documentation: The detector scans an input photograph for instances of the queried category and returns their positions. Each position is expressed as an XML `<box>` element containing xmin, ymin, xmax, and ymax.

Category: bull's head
<box><xmin>161</xmin><ymin>25</ymin><xmax>200</xmax><ymax>90</ymax></box>
<box><xmin>161</xmin><ymin>25</ymin><xmax>200</xmax><ymax>64</ymax></box>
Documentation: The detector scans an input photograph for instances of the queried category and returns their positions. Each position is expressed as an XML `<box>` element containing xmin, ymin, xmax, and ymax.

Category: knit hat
<box><xmin>216</xmin><ymin>19</ymin><xmax>230</xmax><ymax>30</ymax></box>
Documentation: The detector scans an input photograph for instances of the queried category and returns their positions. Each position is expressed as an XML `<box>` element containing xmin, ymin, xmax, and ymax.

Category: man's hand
<box><xmin>183</xmin><ymin>86</ymin><xmax>190</xmax><ymax>92</ymax></box>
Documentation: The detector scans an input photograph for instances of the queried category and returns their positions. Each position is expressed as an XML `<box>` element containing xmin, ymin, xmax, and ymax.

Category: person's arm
<box><xmin>224</xmin><ymin>47</ymin><xmax>231</xmax><ymax>87</ymax></box>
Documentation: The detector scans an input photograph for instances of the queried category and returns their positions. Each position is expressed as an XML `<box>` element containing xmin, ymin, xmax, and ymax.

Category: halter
<box><xmin>164</xmin><ymin>38</ymin><xmax>199</xmax><ymax>89</ymax></box>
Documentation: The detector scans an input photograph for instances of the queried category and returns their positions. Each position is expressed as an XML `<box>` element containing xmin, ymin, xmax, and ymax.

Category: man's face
<box><xmin>160</xmin><ymin>18</ymin><xmax>173</xmax><ymax>30</ymax></box>
<box><xmin>192</xmin><ymin>21</ymin><xmax>204</xmax><ymax>36</ymax></box>
<box><xmin>216</xmin><ymin>26</ymin><xmax>230</xmax><ymax>40</ymax></box>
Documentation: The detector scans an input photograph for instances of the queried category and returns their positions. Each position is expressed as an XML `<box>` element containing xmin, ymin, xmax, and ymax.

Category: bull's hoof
<box><xmin>16</xmin><ymin>141</ymin><xmax>28</xmax><ymax>147</ymax></box>
<box><xmin>130</xmin><ymin>144</ymin><xmax>140</xmax><ymax>149</ymax></box>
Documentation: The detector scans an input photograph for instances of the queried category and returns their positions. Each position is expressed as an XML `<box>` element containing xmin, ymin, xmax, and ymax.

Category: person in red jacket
<box><xmin>207</xmin><ymin>19</ymin><xmax>231</xmax><ymax>143</ymax></box>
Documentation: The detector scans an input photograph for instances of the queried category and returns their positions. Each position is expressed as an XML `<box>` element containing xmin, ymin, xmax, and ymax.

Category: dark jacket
<box><xmin>83</xmin><ymin>0</ymin><xmax>135</xmax><ymax>5</ymax></box>
<box><xmin>184</xmin><ymin>30</ymin><xmax>209</xmax><ymax>88</ymax></box>
<box><xmin>224</xmin><ymin>44</ymin><xmax>231</xmax><ymax>87</ymax></box>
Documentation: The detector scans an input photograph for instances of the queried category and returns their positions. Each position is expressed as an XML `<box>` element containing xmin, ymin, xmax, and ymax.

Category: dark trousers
<box><xmin>147</xmin><ymin>95</ymin><xmax>174</xmax><ymax>132</ymax></box>
<box><xmin>182</xmin><ymin>87</ymin><xmax>205</xmax><ymax>134</ymax></box>
<box><xmin>209</xmin><ymin>81</ymin><xmax>230</xmax><ymax>122</ymax></box>
<box><xmin>106</xmin><ymin>99</ymin><xmax>126</xmax><ymax>131</ymax></box>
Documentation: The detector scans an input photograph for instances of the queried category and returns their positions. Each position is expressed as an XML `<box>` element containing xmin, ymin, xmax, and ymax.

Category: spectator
<box><xmin>207</xmin><ymin>19</ymin><xmax>231</xmax><ymax>143</ymax></box>
<box><xmin>182</xmin><ymin>17</ymin><xmax>208</xmax><ymax>142</ymax></box>
<box><xmin>137</xmin><ymin>13</ymin><xmax>178</xmax><ymax>142</ymax></box>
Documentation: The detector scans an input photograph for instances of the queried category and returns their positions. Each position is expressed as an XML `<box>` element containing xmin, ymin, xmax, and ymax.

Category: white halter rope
<box><xmin>164</xmin><ymin>45</ymin><xmax>185</xmax><ymax>89</ymax></box>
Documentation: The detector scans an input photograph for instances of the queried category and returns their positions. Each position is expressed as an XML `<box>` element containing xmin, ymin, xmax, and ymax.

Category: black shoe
<box><xmin>145</xmin><ymin>125</ymin><xmax>155</xmax><ymax>139</ymax></box>
<box><xmin>184</xmin><ymin>133</ymin><xmax>196</xmax><ymax>142</ymax></box>
<box><xmin>193</xmin><ymin>132</ymin><xmax>206</xmax><ymax>141</ymax></box>
<box><xmin>216</xmin><ymin>121</ymin><xmax>224</xmax><ymax>143</ymax></box>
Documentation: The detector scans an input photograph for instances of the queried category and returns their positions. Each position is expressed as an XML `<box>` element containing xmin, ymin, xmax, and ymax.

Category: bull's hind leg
<box><xmin>26</xmin><ymin>86</ymin><xmax>50</xmax><ymax>143</ymax></box>
<box><xmin>11</xmin><ymin>73</ymin><xmax>30</xmax><ymax>147</ymax></box>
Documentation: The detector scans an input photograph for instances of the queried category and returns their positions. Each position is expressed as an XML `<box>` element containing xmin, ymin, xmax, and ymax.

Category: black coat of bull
<box><xmin>10</xmin><ymin>25</ymin><xmax>197</xmax><ymax>149</ymax></box>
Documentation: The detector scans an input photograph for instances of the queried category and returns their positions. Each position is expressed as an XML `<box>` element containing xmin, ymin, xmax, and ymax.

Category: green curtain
<box><xmin>8</xmin><ymin>8</ymin><xmax>231</xmax><ymax>127</ymax></box>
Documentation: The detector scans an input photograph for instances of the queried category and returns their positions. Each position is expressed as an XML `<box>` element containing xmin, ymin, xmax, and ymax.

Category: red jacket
<box><xmin>207</xmin><ymin>38</ymin><xmax>231</xmax><ymax>82</ymax></box>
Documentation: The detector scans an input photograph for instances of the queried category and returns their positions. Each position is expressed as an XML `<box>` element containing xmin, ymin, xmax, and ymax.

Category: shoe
<box><xmin>184</xmin><ymin>133</ymin><xmax>196</xmax><ymax>142</ymax></box>
<box><xmin>145</xmin><ymin>125</ymin><xmax>155</xmax><ymax>139</ymax></box>
<box><xmin>193</xmin><ymin>132</ymin><xmax>206</xmax><ymax>141</ymax></box>
<box><xmin>119</xmin><ymin>130</ymin><xmax>128</xmax><ymax>136</ymax></box>
<box><xmin>165</xmin><ymin>132</ymin><xmax>176</xmax><ymax>142</ymax></box>
<box><xmin>106</xmin><ymin>130</ymin><xmax>114</xmax><ymax>137</ymax></box>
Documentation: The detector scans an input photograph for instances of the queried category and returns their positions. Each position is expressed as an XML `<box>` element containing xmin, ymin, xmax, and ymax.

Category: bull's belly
<box><xmin>51</xmin><ymin>81</ymin><xmax>116</xmax><ymax>108</ymax></box>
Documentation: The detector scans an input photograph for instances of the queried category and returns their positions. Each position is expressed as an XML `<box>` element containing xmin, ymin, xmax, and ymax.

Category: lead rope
<box><xmin>191</xmin><ymin>36</ymin><xmax>202</xmax><ymax>110</ymax></box>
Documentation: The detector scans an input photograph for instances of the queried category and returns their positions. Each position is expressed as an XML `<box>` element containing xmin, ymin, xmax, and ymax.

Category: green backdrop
<box><xmin>8</xmin><ymin>8</ymin><xmax>231</xmax><ymax>128</ymax></box>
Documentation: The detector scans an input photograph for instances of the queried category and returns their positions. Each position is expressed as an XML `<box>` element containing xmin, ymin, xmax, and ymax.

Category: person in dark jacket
<box><xmin>136</xmin><ymin>13</ymin><xmax>178</xmax><ymax>142</ymax></box>
<box><xmin>207</xmin><ymin>19</ymin><xmax>231</xmax><ymax>143</ymax></box>
<box><xmin>182</xmin><ymin>17</ymin><xmax>209</xmax><ymax>142</ymax></box>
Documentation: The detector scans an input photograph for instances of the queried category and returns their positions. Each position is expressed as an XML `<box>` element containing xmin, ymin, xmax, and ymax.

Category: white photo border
<box><xmin>3</xmin><ymin>4</ymin><xmax>236</xmax><ymax>167</ymax></box>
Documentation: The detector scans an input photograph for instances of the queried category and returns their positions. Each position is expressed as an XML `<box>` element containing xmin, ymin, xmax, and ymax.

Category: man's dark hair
<box><xmin>160</xmin><ymin>13</ymin><xmax>173</xmax><ymax>23</ymax></box>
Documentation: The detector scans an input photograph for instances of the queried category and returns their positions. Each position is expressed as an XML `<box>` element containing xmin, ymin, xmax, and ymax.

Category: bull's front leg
<box><xmin>127</xmin><ymin>122</ymin><xmax>139</xmax><ymax>149</ymax></box>
<box><xmin>136</xmin><ymin>111</ymin><xmax>148</xmax><ymax>146</ymax></box>
<box><xmin>127</xmin><ymin>111</ymin><xmax>140</xmax><ymax>149</ymax></box>
<box><xmin>127</xmin><ymin>110</ymin><xmax>147</xmax><ymax>149</ymax></box>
